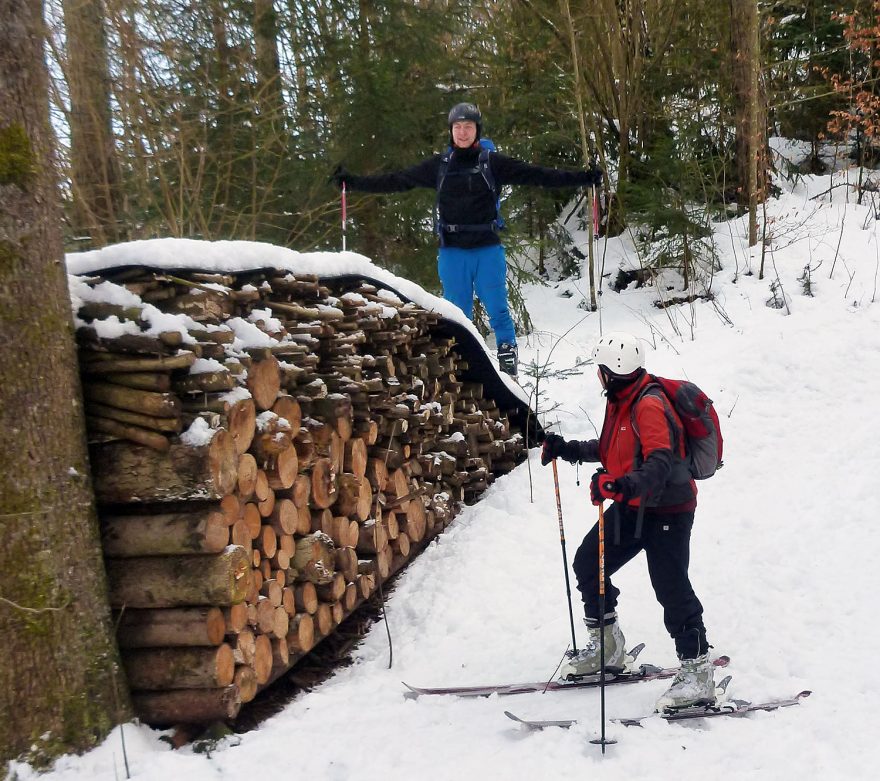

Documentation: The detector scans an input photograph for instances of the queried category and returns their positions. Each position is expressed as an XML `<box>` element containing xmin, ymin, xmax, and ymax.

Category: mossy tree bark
<box><xmin>0</xmin><ymin>0</ymin><xmax>130</xmax><ymax>766</ymax></box>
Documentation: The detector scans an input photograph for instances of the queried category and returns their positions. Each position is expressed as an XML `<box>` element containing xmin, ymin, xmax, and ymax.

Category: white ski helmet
<box><xmin>592</xmin><ymin>332</ymin><xmax>645</xmax><ymax>376</ymax></box>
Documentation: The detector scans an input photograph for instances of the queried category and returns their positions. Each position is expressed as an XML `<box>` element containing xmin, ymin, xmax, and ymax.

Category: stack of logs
<box><xmin>72</xmin><ymin>265</ymin><xmax>527</xmax><ymax>725</ymax></box>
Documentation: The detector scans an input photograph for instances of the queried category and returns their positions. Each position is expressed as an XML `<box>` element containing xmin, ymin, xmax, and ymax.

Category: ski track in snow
<box><xmin>14</xmin><ymin>153</ymin><xmax>880</xmax><ymax>780</ymax></box>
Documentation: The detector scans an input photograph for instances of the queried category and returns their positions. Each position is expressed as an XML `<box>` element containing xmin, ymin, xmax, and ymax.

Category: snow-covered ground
<box><xmin>13</xmin><ymin>154</ymin><xmax>880</xmax><ymax>780</ymax></box>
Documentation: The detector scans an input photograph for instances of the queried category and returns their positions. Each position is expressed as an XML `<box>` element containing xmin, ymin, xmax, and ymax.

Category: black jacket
<box><xmin>343</xmin><ymin>144</ymin><xmax>602</xmax><ymax>249</ymax></box>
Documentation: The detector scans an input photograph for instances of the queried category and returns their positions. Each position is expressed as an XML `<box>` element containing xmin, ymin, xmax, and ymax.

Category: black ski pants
<box><xmin>572</xmin><ymin>502</ymin><xmax>708</xmax><ymax>660</ymax></box>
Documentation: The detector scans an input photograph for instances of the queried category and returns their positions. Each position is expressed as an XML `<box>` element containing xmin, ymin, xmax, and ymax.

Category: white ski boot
<box><xmin>560</xmin><ymin>620</ymin><xmax>627</xmax><ymax>679</ymax></box>
<box><xmin>655</xmin><ymin>652</ymin><xmax>716</xmax><ymax>712</ymax></box>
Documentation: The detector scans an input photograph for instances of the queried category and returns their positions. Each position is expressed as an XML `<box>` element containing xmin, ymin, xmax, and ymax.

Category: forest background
<box><xmin>49</xmin><ymin>0</ymin><xmax>880</xmax><ymax>311</ymax></box>
<box><xmin>5</xmin><ymin>0</ymin><xmax>880</xmax><ymax>769</ymax></box>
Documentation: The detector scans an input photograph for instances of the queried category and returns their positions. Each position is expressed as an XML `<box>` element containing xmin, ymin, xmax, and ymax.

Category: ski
<box><xmin>504</xmin><ymin>689</ymin><xmax>811</xmax><ymax>731</ymax></box>
<box><xmin>402</xmin><ymin>648</ymin><xmax>730</xmax><ymax>699</ymax></box>
<box><xmin>618</xmin><ymin>689</ymin><xmax>812</xmax><ymax>726</ymax></box>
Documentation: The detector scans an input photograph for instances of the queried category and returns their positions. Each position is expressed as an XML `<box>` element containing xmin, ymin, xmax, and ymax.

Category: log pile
<box><xmin>71</xmin><ymin>265</ymin><xmax>528</xmax><ymax>725</ymax></box>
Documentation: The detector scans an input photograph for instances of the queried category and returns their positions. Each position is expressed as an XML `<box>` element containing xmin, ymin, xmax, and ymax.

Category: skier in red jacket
<box><xmin>541</xmin><ymin>332</ymin><xmax>715</xmax><ymax>711</ymax></box>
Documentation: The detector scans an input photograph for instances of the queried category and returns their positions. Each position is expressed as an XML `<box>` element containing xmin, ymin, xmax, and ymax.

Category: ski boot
<box><xmin>655</xmin><ymin>652</ymin><xmax>716</xmax><ymax>712</ymax></box>
<box><xmin>497</xmin><ymin>342</ymin><xmax>518</xmax><ymax>377</ymax></box>
<box><xmin>559</xmin><ymin>618</ymin><xmax>627</xmax><ymax>679</ymax></box>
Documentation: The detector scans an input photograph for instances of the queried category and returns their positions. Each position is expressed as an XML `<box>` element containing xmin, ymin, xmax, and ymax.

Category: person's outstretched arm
<box><xmin>491</xmin><ymin>153</ymin><xmax>602</xmax><ymax>189</ymax></box>
<box><xmin>332</xmin><ymin>156</ymin><xmax>439</xmax><ymax>193</ymax></box>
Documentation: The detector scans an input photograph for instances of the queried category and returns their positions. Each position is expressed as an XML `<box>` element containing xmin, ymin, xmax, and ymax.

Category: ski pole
<box><xmin>590</xmin><ymin>501</ymin><xmax>617</xmax><ymax>752</ymax></box>
<box><xmin>551</xmin><ymin>459</ymin><xmax>578</xmax><ymax>656</ymax></box>
<box><xmin>592</xmin><ymin>183</ymin><xmax>599</xmax><ymax>239</ymax></box>
<box><xmin>341</xmin><ymin>182</ymin><xmax>347</xmax><ymax>252</ymax></box>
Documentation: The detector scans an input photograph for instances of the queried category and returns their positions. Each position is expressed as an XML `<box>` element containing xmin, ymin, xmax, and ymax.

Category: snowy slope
<box><xmin>13</xmin><ymin>160</ymin><xmax>880</xmax><ymax>780</ymax></box>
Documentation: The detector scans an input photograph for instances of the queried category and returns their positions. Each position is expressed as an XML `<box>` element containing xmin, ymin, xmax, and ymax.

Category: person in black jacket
<box><xmin>332</xmin><ymin>102</ymin><xmax>602</xmax><ymax>377</ymax></box>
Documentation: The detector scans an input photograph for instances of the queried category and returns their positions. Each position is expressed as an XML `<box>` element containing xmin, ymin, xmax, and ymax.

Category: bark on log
<box><xmin>81</xmin><ymin>351</ymin><xmax>197</xmax><ymax>375</ymax></box>
<box><xmin>293</xmin><ymin>533</ymin><xmax>336</xmax><ymax>584</ymax></box>
<box><xmin>100</xmin><ymin>372</ymin><xmax>172</xmax><ymax>392</ymax></box>
<box><xmin>101</xmin><ymin>508</ymin><xmax>228</xmax><ymax>556</ymax></box>
<box><xmin>116</xmin><ymin>607</ymin><xmax>226</xmax><ymax>648</ymax></box>
<box><xmin>173</xmin><ymin>370</ymin><xmax>235</xmax><ymax>395</ymax></box>
<box><xmin>87</xmin><ymin>415</ymin><xmax>171</xmax><ymax>451</ymax></box>
<box><xmin>122</xmin><ymin>644</ymin><xmax>235</xmax><ymax>689</ymax></box>
<box><xmin>83</xmin><ymin>381</ymin><xmax>181</xmax><ymax>418</ymax></box>
<box><xmin>90</xmin><ymin>430</ymin><xmax>237</xmax><ymax>503</ymax></box>
<box><xmin>131</xmin><ymin>686</ymin><xmax>241</xmax><ymax>725</ymax></box>
<box><xmin>86</xmin><ymin>401</ymin><xmax>182</xmax><ymax>433</ymax></box>
<box><xmin>105</xmin><ymin>545</ymin><xmax>251</xmax><ymax>607</ymax></box>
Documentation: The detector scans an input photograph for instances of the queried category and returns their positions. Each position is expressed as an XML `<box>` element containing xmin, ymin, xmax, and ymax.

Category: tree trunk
<box><xmin>0</xmin><ymin>0</ymin><xmax>129</xmax><ymax>764</ymax></box>
<box><xmin>729</xmin><ymin>0</ymin><xmax>768</xmax><ymax>242</ymax></box>
<box><xmin>61</xmin><ymin>0</ymin><xmax>124</xmax><ymax>246</ymax></box>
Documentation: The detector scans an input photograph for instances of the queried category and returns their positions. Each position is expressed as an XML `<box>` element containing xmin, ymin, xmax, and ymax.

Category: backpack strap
<box><xmin>435</xmin><ymin>150</ymin><xmax>453</xmax><ymax>246</ymax></box>
<box><xmin>630</xmin><ymin>379</ymin><xmax>691</xmax><ymax>485</ymax></box>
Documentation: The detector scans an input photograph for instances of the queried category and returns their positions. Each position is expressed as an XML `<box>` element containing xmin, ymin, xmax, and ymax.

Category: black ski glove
<box><xmin>329</xmin><ymin>164</ymin><xmax>349</xmax><ymax>189</ymax></box>
<box><xmin>541</xmin><ymin>433</ymin><xmax>580</xmax><ymax>466</ymax></box>
<box><xmin>584</xmin><ymin>163</ymin><xmax>603</xmax><ymax>186</ymax></box>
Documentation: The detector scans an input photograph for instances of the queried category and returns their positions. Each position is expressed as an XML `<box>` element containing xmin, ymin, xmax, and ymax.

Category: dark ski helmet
<box><xmin>448</xmin><ymin>102</ymin><xmax>482</xmax><ymax>138</ymax></box>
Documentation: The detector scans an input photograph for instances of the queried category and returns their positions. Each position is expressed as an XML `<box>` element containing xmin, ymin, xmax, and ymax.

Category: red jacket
<box><xmin>571</xmin><ymin>372</ymin><xmax>697</xmax><ymax>511</ymax></box>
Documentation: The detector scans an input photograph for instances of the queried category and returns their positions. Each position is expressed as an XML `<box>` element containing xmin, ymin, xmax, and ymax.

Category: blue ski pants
<box><xmin>437</xmin><ymin>244</ymin><xmax>516</xmax><ymax>346</ymax></box>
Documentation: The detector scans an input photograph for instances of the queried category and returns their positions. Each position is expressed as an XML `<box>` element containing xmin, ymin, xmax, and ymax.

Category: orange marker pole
<box><xmin>552</xmin><ymin>459</ymin><xmax>578</xmax><ymax>655</ymax></box>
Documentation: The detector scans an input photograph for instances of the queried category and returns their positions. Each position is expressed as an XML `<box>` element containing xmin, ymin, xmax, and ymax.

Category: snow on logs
<box><xmin>72</xmin><ymin>267</ymin><xmax>528</xmax><ymax>725</ymax></box>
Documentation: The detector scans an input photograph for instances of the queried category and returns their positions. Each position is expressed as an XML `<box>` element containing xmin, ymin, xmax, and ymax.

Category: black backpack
<box><xmin>435</xmin><ymin>138</ymin><xmax>504</xmax><ymax>244</ymax></box>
